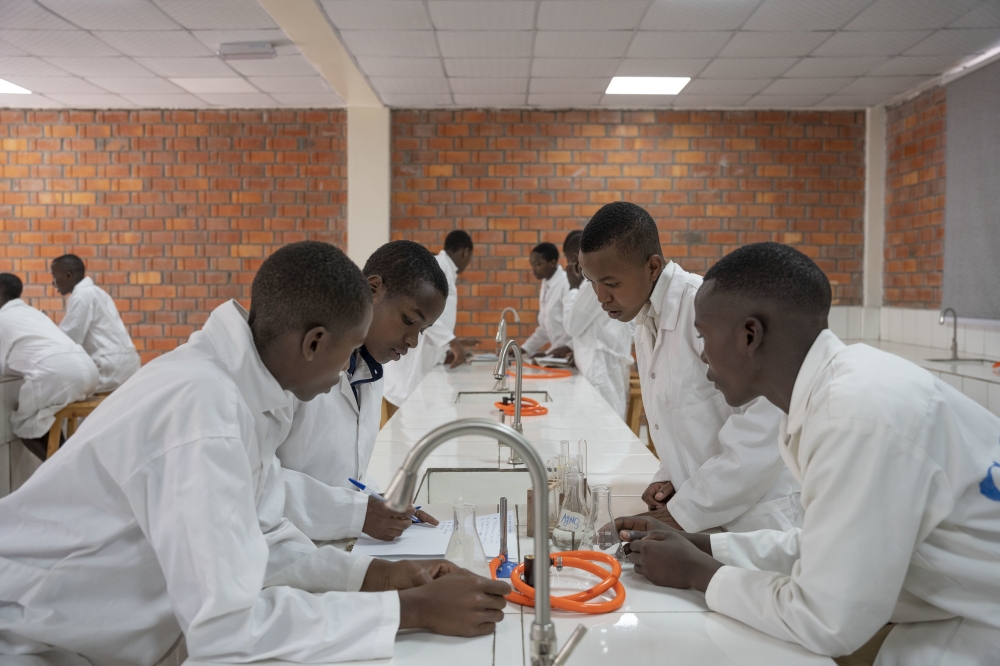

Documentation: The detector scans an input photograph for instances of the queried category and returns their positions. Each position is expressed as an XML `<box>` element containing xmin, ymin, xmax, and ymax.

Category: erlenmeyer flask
<box><xmin>444</xmin><ymin>502</ymin><xmax>490</xmax><ymax>577</ymax></box>
<box><xmin>552</xmin><ymin>472</ymin><xmax>592</xmax><ymax>551</ymax></box>
<box><xmin>583</xmin><ymin>484</ymin><xmax>623</xmax><ymax>560</ymax></box>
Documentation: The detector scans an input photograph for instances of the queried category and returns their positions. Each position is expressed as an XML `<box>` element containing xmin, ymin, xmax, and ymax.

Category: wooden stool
<box><xmin>626</xmin><ymin>375</ymin><xmax>643</xmax><ymax>437</ymax></box>
<box><xmin>46</xmin><ymin>393</ymin><xmax>109</xmax><ymax>459</ymax></box>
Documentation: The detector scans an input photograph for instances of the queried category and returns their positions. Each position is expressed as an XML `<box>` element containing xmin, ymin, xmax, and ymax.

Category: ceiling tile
<box><xmin>744</xmin><ymin>94</ymin><xmax>825</xmax><ymax>107</ymax></box>
<box><xmin>905</xmin><ymin>28</ymin><xmax>1000</xmax><ymax>55</ymax></box>
<box><xmin>270</xmin><ymin>92</ymin><xmax>345</xmax><ymax>107</ymax></box>
<box><xmin>532</xmin><ymin>58</ymin><xmax>622</xmax><ymax>77</ymax></box>
<box><xmin>357</xmin><ymin>57</ymin><xmax>444</xmax><ymax>78</ymax></box>
<box><xmin>641</xmin><ymin>0</ymin><xmax>759</xmax><ymax>31</ymax></box>
<box><xmin>762</xmin><ymin>78</ymin><xmax>852</xmax><ymax>95</ymax></box>
<box><xmin>451</xmin><ymin>78</ymin><xmax>528</xmax><ymax>94</ymax></box>
<box><xmin>0</xmin><ymin>41</ymin><xmax>27</xmax><ymax>56</ymax></box>
<box><xmin>46</xmin><ymin>93</ymin><xmax>135</xmax><ymax>107</ymax></box>
<box><xmin>599</xmin><ymin>93</ymin><xmax>677</xmax><ymax>107</ymax></box>
<box><xmin>428</xmin><ymin>1</ymin><xmax>536</xmax><ymax>30</ymax></box>
<box><xmin>845</xmin><ymin>0</ymin><xmax>981</xmax><ymax>31</ymax></box>
<box><xmin>534</xmin><ymin>31</ymin><xmax>634</xmax><ymax>58</ymax></box>
<box><xmin>719</xmin><ymin>31</ymin><xmax>832</xmax><ymax>58</ymax></box>
<box><xmin>537</xmin><ymin>0</ymin><xmax>651</xmax><ymax>31</ymax></box>
<box><xmin>444</xmin><ymin>58</ymin><xmax>530</xmax><ymax>77</ymax></box>
<box><xmin>671</xmin><ymin>94</ymin><xmax>753</xmax><ymax>107</ymax></box>
<box><xmin>628</xmin><ymin>31</ymin><xmax>732</xmax><ymax>58</ymax></box>
<box><xmin>453</xmin><ymin>93</ymin><xmax>525</xmax><ymax>107</ymax></box>
<box><xmin>528</xmin><ymin>92</ymin><xmax>603</xmax><ymax>107</ymax></box>
<box><xmin>812</xmin><ymin>30</ymin><xmax>930</xmax><ymax>56</ymax></box>
<box><xmin>0</xmin><ymin>0</ymin><xmax>75</xmax><ymax>29</ymax></box>
<box><xmin>615</xmin><ymin>58</ymin><xmax>709</xmax><ymax>77</ymax></box>
<box><xmin>340</xmin><ymin>30</ymin><xmax>440</xmax><ymax>57</ymax></box>
<box><xmin>438</xmin><ymin>31</ymin><xmax>534</xmax><ymax>58</ymax></box>
<box><xmin>249</xmin><ymin>77</ymin><xmax>332</xmax><ymax>93</ymax></box>
<box><xmin>528</xmin><ymin>77</ymin><xmax>609</xmax><ymax>93</ymax></box>
<box><xmin>0</xmin><ymin>92</ymin><xmax>64</xmax><ymax>107</ymax></box>
<box><xmin>88</xmin><ymin>77</ymin><xmax>185</xmax><ymax>94</ymax></box>
<box><xmin>744</xmin><ymin>0</ymin><xmax>871</xmax><ymax>31</ymax></box>
<box><xmin>837</xmin><ymin>76</ymin><xmax>926</xmax><ymax>95</ymax></box>
<box><xmin>0</xmin><ymin>56</ymin><xmax>72</xmax><ymax>77</ymax></box>
<box><xmin>371</xmin><ymin>77</ymin><xmax>450</xmax><ymax>94</ymax></box>
<box><xmin>320</xmin><ymin>0</ymin><xmax>432</xmax><ymax>30</ymax></box>
<box><xmin>226</xmin><ymin>55</ymin><xmax>319</xmax><ymax>77</ymax></box>
<box><xmin>0</xmin><ymin>30</ymin><xmax>120</xmax><ymax>58</ymax></box>
<box><xmin>815</xmin><ymin>93</ymin><xmax>887</xmax><ymax>107</ymax></box>
<box><xmin>121</xmin><ymin>93</ymin><xmax>206</xmax><ymax>107</ymax></box>
<box><xmin>170</xmin><ymin>77</ymin><xmax>257</xmax><ymax>93</ymax></box>
<box><xmin>195</xmin><ymin>92</ymin><xmax>277</xmax><ymax>107</ymax></box>
<box><xmin>783</xmin><ymin>56</ymin><xmax>888</xmax><ymax>78</ymax></box>
<box><xmin>38</xmin><ymin>0</ymin><xmax>179</xmax><ymax>30</ymax></box>
<box><xmin>2</xmin><ymin>76</ymin><xmax>104</xmax><ymax>94</ymax></box>
<box><xmin>868</xmin><ymin>55</ymin><xmax>961</xmax><ymax>76</ymax></box>
<box><xmin>190</xmin><ymin>30</ymin><xmax>289</xmax><ymax>51</ymax></box>
<box><xmin>47</xmin><ymin>57</ymin><xmax>156</xmax><ymax>77</ymax></box>
<box><xmin>152</xmin><ymin>0</ymin><xmax>277</xmax><ymax>30</ymax></box>
<box><xmin>951</xmin><ymin>1</ymin><xmax>1000</xmax><ymax>28</ymax></box>
<box><xmin>136</xmin><ymin>57</ymin><xmax>237</xmax><ymax>77</ymax></box>
<box><xmin>380</xmin><ymin>93</ymin><xmax>453</xmax><ymax>107</ymax></box>
<box><xmin>683</xmin><ymin>78</ymin><xmax>772</xmax><ymax>95</ymax></box>
<box><xmin>699</xmin><ymin>57</ymin><xmax>797</xmax><ymax>78</ymax></box>
<box><xmin>94</xmin><ymin>31</ymin><xmax>212</xmax><ymax>58</ymax></box>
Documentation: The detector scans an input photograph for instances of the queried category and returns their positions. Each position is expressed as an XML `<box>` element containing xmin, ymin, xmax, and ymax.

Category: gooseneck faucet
<box><xmin>494</xmin><ymin>339</ymin><xmax>523</xmax><ymax>433</ymax></box>
<box><xmin>382</xmin><ymin>418</ymin><xmax>586</xmax><ymax>666</ymax></box>
<box><xmin>939</xmin><ymin>307</ymin><xmax>958</xmax><ymax>361</ymax></box>
<box><xmin>495</xmin><ymin>307</ymin><xmax>521</xmax><ymax>357</ymax></box>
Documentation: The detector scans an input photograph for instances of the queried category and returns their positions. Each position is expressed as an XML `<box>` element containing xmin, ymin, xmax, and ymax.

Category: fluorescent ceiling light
<box><xmin>0</xmin><ymin>78</ymin><xmax>31</xmax><ymax>94</ymax></box>
<box><xmin>217</xmin><ymin>42</ymin><xmax>276</xmax><ymax>60</ymax></box>
<box><xmin>606</xmin><ymin>76</ymin><xmax>689</xmax><ymax>95</ymax></box>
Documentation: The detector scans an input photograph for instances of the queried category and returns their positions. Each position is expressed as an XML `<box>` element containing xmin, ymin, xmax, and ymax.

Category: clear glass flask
<box><xmin>552</xmin><ymin>472</ymin><xmax>592</xmax><ymax>551</ymax></box>
<box><xmin>444</xmin><ymin>502</ymin><xmax>490</xmax><ymax>577</ymax></box>
<box><xmin>583</xmin><ymin>485</ymin><xmax>624</xmax><ymax>560</ymax></box>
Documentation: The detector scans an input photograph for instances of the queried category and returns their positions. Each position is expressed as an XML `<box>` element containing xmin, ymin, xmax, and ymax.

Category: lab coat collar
<box><xmin>202</xmin><ymin>300</ymin><xmax>290</xmax><ymax>415</ymax></box>
<box><xmin>0</xmin><ymin>298</ymin><xmax>27</xmax><ymax>314</ymax></box>
<box><xmin>438</xmin><ymin>249</ymin><xmax>458</xmax><ymax>277</ymax></box>
<box><xmin>786</xmin><ymin>328</ymin><xmax>845</xmax><ymax>435</ymax></box>
<box><xmin>347</xmin><ymin>346</ymin><xmax>382</xmax><ymax>407</ymax></box>
<box><xmin>637</xmin><ymin>261</ymin><xmax>677</xmax><ymax>332</ymax></box>
<box><xmin>72</xmin><ymin>276</ymin><xmax>95</xmax><ymax>292</ymax></box>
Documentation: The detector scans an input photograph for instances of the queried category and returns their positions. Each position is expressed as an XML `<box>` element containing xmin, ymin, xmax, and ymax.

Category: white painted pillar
<box><xmin>346</xmin><ymin>106</ymin><xmax>391</xmax><ymax>267</ymax></box>
<box><xmin>864</xmin><ymin>105</ymin><xmax>886</xmax><ymax>308</ymax></box>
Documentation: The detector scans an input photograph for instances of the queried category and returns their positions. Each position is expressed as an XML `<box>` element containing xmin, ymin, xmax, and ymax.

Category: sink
<box><xmin>456</xmin><ymin>390</ymin><xmax>551</xmax><ymax>404</ymax></box>
<box><xmin>925</xmin><ymin>358</ymin><xmax>994</xmax><ymax>364</ymax></box>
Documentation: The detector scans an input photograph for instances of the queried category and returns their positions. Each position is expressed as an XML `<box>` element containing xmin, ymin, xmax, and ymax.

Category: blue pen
<box><xmin>349</xmin><ymin>478</ymin><xmax>424</xmax><ymax>524</ymax></box>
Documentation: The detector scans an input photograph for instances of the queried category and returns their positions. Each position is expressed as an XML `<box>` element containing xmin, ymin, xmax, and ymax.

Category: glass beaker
<box><xmin>552</xmin><ymin>472</ymin><xmax>592</xmax><ymax>551</ymax></box>
<box><xmin>583</xmin><ymin>485</ymin><xmax>623</xmax><ymax>560</ymax></box>
<box><xmin>445</xmin><ymin>502</ymin><xmax>490</xmax><ymax>578</ymax></box>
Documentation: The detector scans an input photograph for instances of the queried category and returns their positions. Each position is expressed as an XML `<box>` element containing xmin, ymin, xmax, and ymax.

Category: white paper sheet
<box><xmin>352</xmin><ymin>511</ymin><xmax>517</xmax><ymax>560</ymax></box>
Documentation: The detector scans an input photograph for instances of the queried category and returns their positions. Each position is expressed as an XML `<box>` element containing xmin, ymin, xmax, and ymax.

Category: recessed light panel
<box><xmin>0</xmin><ymin>78</ymin><xmax>31</xmax><ymax>94</ymax></box>
<box><xmin>605</xmin><ymin>76</ymin><xmax>690</xmax><ymax>94</ymax></box>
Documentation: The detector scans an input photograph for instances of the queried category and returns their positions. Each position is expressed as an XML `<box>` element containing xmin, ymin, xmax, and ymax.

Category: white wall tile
<box><xmin>930</xmin><ymin>314</ymin><xmax>951</xmax><ymax>349</ymax></box>
<box><xmin>880</xmin><ymin>307</ymin><xmax>890</xmax><ymax>341</ymax></box>
<box><xmin>988</xmin><ymin>383</ymin><xmax>1000</xmax><ymax>418</ymax></box>
<box><xmin>846</xmin><ymin>306</ymin><xmax>863</xmax><ymax>340</ymax></box>
<box><xmin>940</xmin><ymin>372</ymin><xmax>963</xmax><ymax>391</ymax></box>
<box><xmin>901</xmin><ymin>309</ymin><xmax>917</xmax><ymax>344</ymax></box>
<box><xmin>962</xmin><ymin>377</ymin><xmax>990</xmax><ymax>408</ymax></box>
<box><xmin>889</xmin><ymin>308</ymin><xmax>903</xmax><ymax>342</ymax></box>
<box><xmin>915</xmin><ymin>311</ymin><xmax>933</xmax><ymax>347</ymax></box>
<box><xmin>863</xmin><ymin>307</ymin><xmax>880</xmax><ymax>340</ymax></box>
<box><xmin>828</xmin><ymin>306</ymin><xmax>848</xmax><ymax>339</ymax></box>
<box><xmin>984</xmin><ymin>330</ymin><xmax>1000</xmax><ymax>360</ymax></box>
<box><xmin>965</xmin><ymin>325</ymin><xmax>985</xmax><ymax>356</ymax></box>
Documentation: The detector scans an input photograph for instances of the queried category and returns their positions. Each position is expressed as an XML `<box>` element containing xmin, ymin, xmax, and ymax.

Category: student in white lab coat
<box><xmin>280</xmin><ymin>240</ymin><xmax>452</xmax><ymax>541</ymax></box>
<box><xmin>0</xmin><ymin>243</ymin><xmax>509</xmax><ymax>666</ymax></box>
<box><xmin>578</xmin><ymin>202</ymin><xmax>801</xmax><ymax>533</ymax></box>
<box><xmin>619</xmin><ymin>242</ymin><xmax>1000</xmax><ymax>666</ymax></box>
<box><xmin>561</xmin><ymin>230</ymin><xmax>634</xmax><ymax>419</ymax></box>
<box><xmin>383</xmin><ymin>230</ymin><xmax>475</xmax><ymax>411</ymax></box>
<box><xmin>51</xmin><ymin>254</ymin><xmax>141</xmax><ymax>392</ymax></box>
<box><xmin>521</xmin><ymin>241</ymin><xmax>572</xmax><ymax>357</ymax></box>
<box><xmin>0</xmin><ymin>273</ymin><xmax>98</xmax><ymax>460</ymax></box>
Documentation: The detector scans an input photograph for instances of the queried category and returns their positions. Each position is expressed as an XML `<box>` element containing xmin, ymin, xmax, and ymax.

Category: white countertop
<box><xmin>844</xmin><ymin>339</ymin><xmax>1000</xmax><ymax>386</ymax></box>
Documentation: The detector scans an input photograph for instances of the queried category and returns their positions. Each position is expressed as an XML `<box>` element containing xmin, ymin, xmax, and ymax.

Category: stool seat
<box><xmin>46</xmin><ymin>393</ymin><xmax>110</xmax><ymax>459</ymax></box>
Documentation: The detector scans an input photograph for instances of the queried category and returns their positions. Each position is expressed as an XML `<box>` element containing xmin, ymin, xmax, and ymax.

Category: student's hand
<box><xmin>363</xmin><ymin>496</ymin><xmax>415</xmax><ymax>541</ymax></box>
<box><xmin>361</xmin><ymin>559</ymin><xmax>457</xmax><ymax>591</ymax></box>
<box><xmin>398</xmin><ymin>571</ymin><xmax>510</xmax><ymax>636</ymax></box>
<box><xmin>548</xmin><ymin>345</ymin><xmax>573</xmax><ymax>359</ymax></box>
<box><xmin>459</xmin><ymin>337</ymin><xmax>480</xmax><ymax>348</ymax></box>
<box><xmin>641</xmin><ymin>480</ymin><xmax>676</xmax><ymax>509</ymax></box>
<box><xmin>566</xmin><ymin>260</ymin><xmax>584</xmax><ymax>289</ymax></box>
<box><xmin>625</xmin><ymin>531</ymin><xmax>722</xmax><ymax>593</ymax></box>
<box><xmin>617</xmin><ymin>518</ymin><xmax>712</xmax><ymax>556</ymax></box>
<box><xmin>445</xmin><ymin>339</ymin><xmax>468</xmax><ymax>368</ymax></box>
<box><xmin>414</xmin><ymin>509</ymin><xmax>439</xmax><ymax>525</ymax></box>
<box><xmin>614</xmin><ymin>514</ymin><xmax>673</xmax><ymax>535</ymax></box>
<box><xmin>639</xmin><ymin>505</ymin><xmax>683</xmax><ymax>530</ymax></box>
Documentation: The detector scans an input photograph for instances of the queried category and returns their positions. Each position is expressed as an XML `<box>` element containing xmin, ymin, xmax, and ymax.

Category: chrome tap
<box><xmin>495</xmin><ymin>307</ymin><xmax>521</xmax><ymax>356</ymax></box>
<box><xmin>382</xmin><ymin>418</ymin><xmax>586</xmax><ymax>666</ymax></box>
<box><xmin>940</xmin><ymin>308</ymin><xmax>958</xmax><ymax>361</ymax></box>
<box><xmin>495</xmin><ymin>339</ymin><xmax>525</xmax><ymax>464</ymax></box>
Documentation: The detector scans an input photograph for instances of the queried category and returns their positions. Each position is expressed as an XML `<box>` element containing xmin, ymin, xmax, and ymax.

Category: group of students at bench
<box><xmin>0</xmin><ymin>203</ymin><xmax>997</xmax><ymax>666</ymax></box>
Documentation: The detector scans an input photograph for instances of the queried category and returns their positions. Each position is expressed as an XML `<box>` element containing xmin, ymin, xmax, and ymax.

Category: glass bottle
<box><xmin>552</xmin><ymin>471</ymin><xmax>592</xmax><ymax>551</ymax></box>
<box><xmin>583</xmin><ymin>485</ymin><xmax>623</xmax><ymax>561</ymax></box>
<box><xmin>445</xmin><ymin>502</ymin><xmax>490</xmax><ymax>577</ymax></box>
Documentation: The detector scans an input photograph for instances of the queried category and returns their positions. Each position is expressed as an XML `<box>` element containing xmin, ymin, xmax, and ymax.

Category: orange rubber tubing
<box><xmin>494</xmin><ymin>395</ymin><xmax>549</xmax><ymax>417</ymax></box>
<box><xmin>489</xmin><ymin>550</ymin><xmax>626</xmax><ymax>614</ymax></box>
<box><xmin>507</xmin><ymin>363</ymin><xmax>573</xmax><ymax>379</ymax></box>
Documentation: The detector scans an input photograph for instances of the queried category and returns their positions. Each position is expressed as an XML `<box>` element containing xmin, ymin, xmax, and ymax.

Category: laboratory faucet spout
<box><xmin>495</xmin><ymin>308</ymin><xmax>521</xmax><ymax>356</ymax></box>
<box><xmin>940</xmin><ymin>307</ymin><xmax>958</xmax><ymax>361</ymax></box>
<box><xmin>494</xmin><ymin>339</ymin><xmax>523</xmax><ymax>433</ymax></box>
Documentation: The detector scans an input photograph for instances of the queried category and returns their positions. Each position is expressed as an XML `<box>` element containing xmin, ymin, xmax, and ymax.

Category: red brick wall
<box><xmin>391</xmin><ymin>109</ymin><xmax>866</xmax><ymax>345</ymax></box>
<box><xmin>0</xmin><ymin>109</ymin><xmax>346</xmax><ymax>362</ymax></box>
<box><xmin>884</xmin><ymin>87</ymin><xmax>946</xmax><ymax>308</ymax></box>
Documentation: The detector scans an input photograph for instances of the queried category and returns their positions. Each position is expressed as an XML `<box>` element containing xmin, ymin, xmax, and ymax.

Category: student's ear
<box><xmin>742</xmin><ymin>316</ymin><xmax>765</xmax><ymax>357</ymax></box>
<box><xmin>368</xmin><ymin>275</ymin><xmax>387</xmax><ymax>306</ymax></box>
<box><xmin>647</xmin><ymin>255</ymin><xmax>665</xmax><ymax>283</ymax></box>
<box><xmin>300</xmin><ymin>326</ymin><xmax>328</xmax><ymax>360</ymax></box>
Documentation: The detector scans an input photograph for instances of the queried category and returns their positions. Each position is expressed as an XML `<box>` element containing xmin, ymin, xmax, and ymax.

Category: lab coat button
<box><xmin>654</xmin><ymin>424</ymin><xmax>659</xmax><ymax>430</ymax></box>
<box><xmin>651</xmin><ymin>372</ymin><xmax>656</xmax><ymax>379</ymax></box>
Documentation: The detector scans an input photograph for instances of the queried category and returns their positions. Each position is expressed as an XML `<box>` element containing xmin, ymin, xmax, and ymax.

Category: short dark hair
<box><xmin>444</xmin><ymin>230</ymin><xmax>473</xmax><ymax>252</ymax></box>
<box><xmin>563</xmin><ymin>230</ymin><xmax>582</xmax><ymax>256</ymax></box>
<box><xmin>0</xmin><ymin>273</ymin><xmax>23</xmax><ymax>302</ymax></box>
<box><xmin>52</xmin><ymin>254</ymin><xmax>86</xmax><ymax>276</ymax></box>
<box><xmin>531</xmin><ymin>242</ymin><xmax>559</xmax><ymax>263</ymax></box>
<box><xmin>580</xmin><ymin>201</ymin><xmax>662</xmax><ymax>266</ymax></box>
<box><xmin>363</xmin><ymin>240</ymin><xmax>448</xmax><ymax>300</ymax></box>
<box><xmin>248</xmin><ymin>241</ymin><xmax>370</xmax><ymax>349</ymax></box>
<box><xmin>703</xmin><ymin>242</ymin><xmax>832</xmax><ymax>318</ymax></box>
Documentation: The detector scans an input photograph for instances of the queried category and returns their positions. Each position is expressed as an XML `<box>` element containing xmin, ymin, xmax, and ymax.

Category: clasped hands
<box><xmin>615</xmin><ymin>515</ymin><xmax>723</xmax><ymax>594</ymax></box>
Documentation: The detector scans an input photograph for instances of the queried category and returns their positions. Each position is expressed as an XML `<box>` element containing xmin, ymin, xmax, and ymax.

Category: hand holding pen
<box><xmin>351</xmin><ymin>478</ymin><xmax>439</xmax><ymax>541</ymax></box>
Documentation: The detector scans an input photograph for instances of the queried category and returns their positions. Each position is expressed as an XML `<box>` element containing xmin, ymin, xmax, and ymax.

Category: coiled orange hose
<box><xmin>489</xmin><ymin>551</ymin><xmax>626</xmax><ymax>614</ymax></box>
<box><xmin>494</xmin><ymin>396</ymin><xmax>549</xmax><ymax>416</ymax></box>
<box><xmin>506</xmin><ymin>363</ymin><xmax>573</xmax><ymax>379</ymax></box>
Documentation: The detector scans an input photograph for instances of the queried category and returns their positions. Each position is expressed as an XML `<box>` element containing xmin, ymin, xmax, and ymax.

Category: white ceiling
<box><xmin>0</xmin><ymin>0</ymin><xmax>998</xmax><ymax>110</ymax></box>
<box><xmin>320</xmin><ymin>0</ymin><xmax>1000</xmax><ymax>109</ymax></box>
<box><xmin>0</xmin><ymin>0</ymin><xmax>344</xmax><ymax>109</ymax></box>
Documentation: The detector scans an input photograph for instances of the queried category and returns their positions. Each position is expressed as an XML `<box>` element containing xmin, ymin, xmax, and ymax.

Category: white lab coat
<box><xmin>59</xmin><ymin>276</ymin><xmax>140</xmax><ymax>392</ymax></box>
<box><xmin>0</xmin><ymin>299</ymin><xmax>98</xmax><ymax>439</ymax></box>
<box><xmin>522</xmin><ymin>265</ymin><xmax>571</xmax><ymax>355</ymax></box>
<box><xmin>383</xmin><ymin>250</ymin><xmax>457</xmax><ymax>407</ymax></box>
<box><xmin>562</xmin><ymin>284</ymin><xmax>634</xmax><ymax>419</ymax></box>
<box><xmin>635</xmin><ymin>262</ymin><xmax>801</xmax><ymax>533</ymax></box>
<box><xmin>279</xmin><ymin>347</ymin><xmax>384</xmax><ymax>540</ymax></box>
<box><xmin>0</xmin><ymin>300</ymin><xmax>398</xmax><ymax>666</ymax></box>
<box><xmin>705</xmin><ymin>330</ymin><xmax>1000</xmax><ymax>665</ymax></box>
